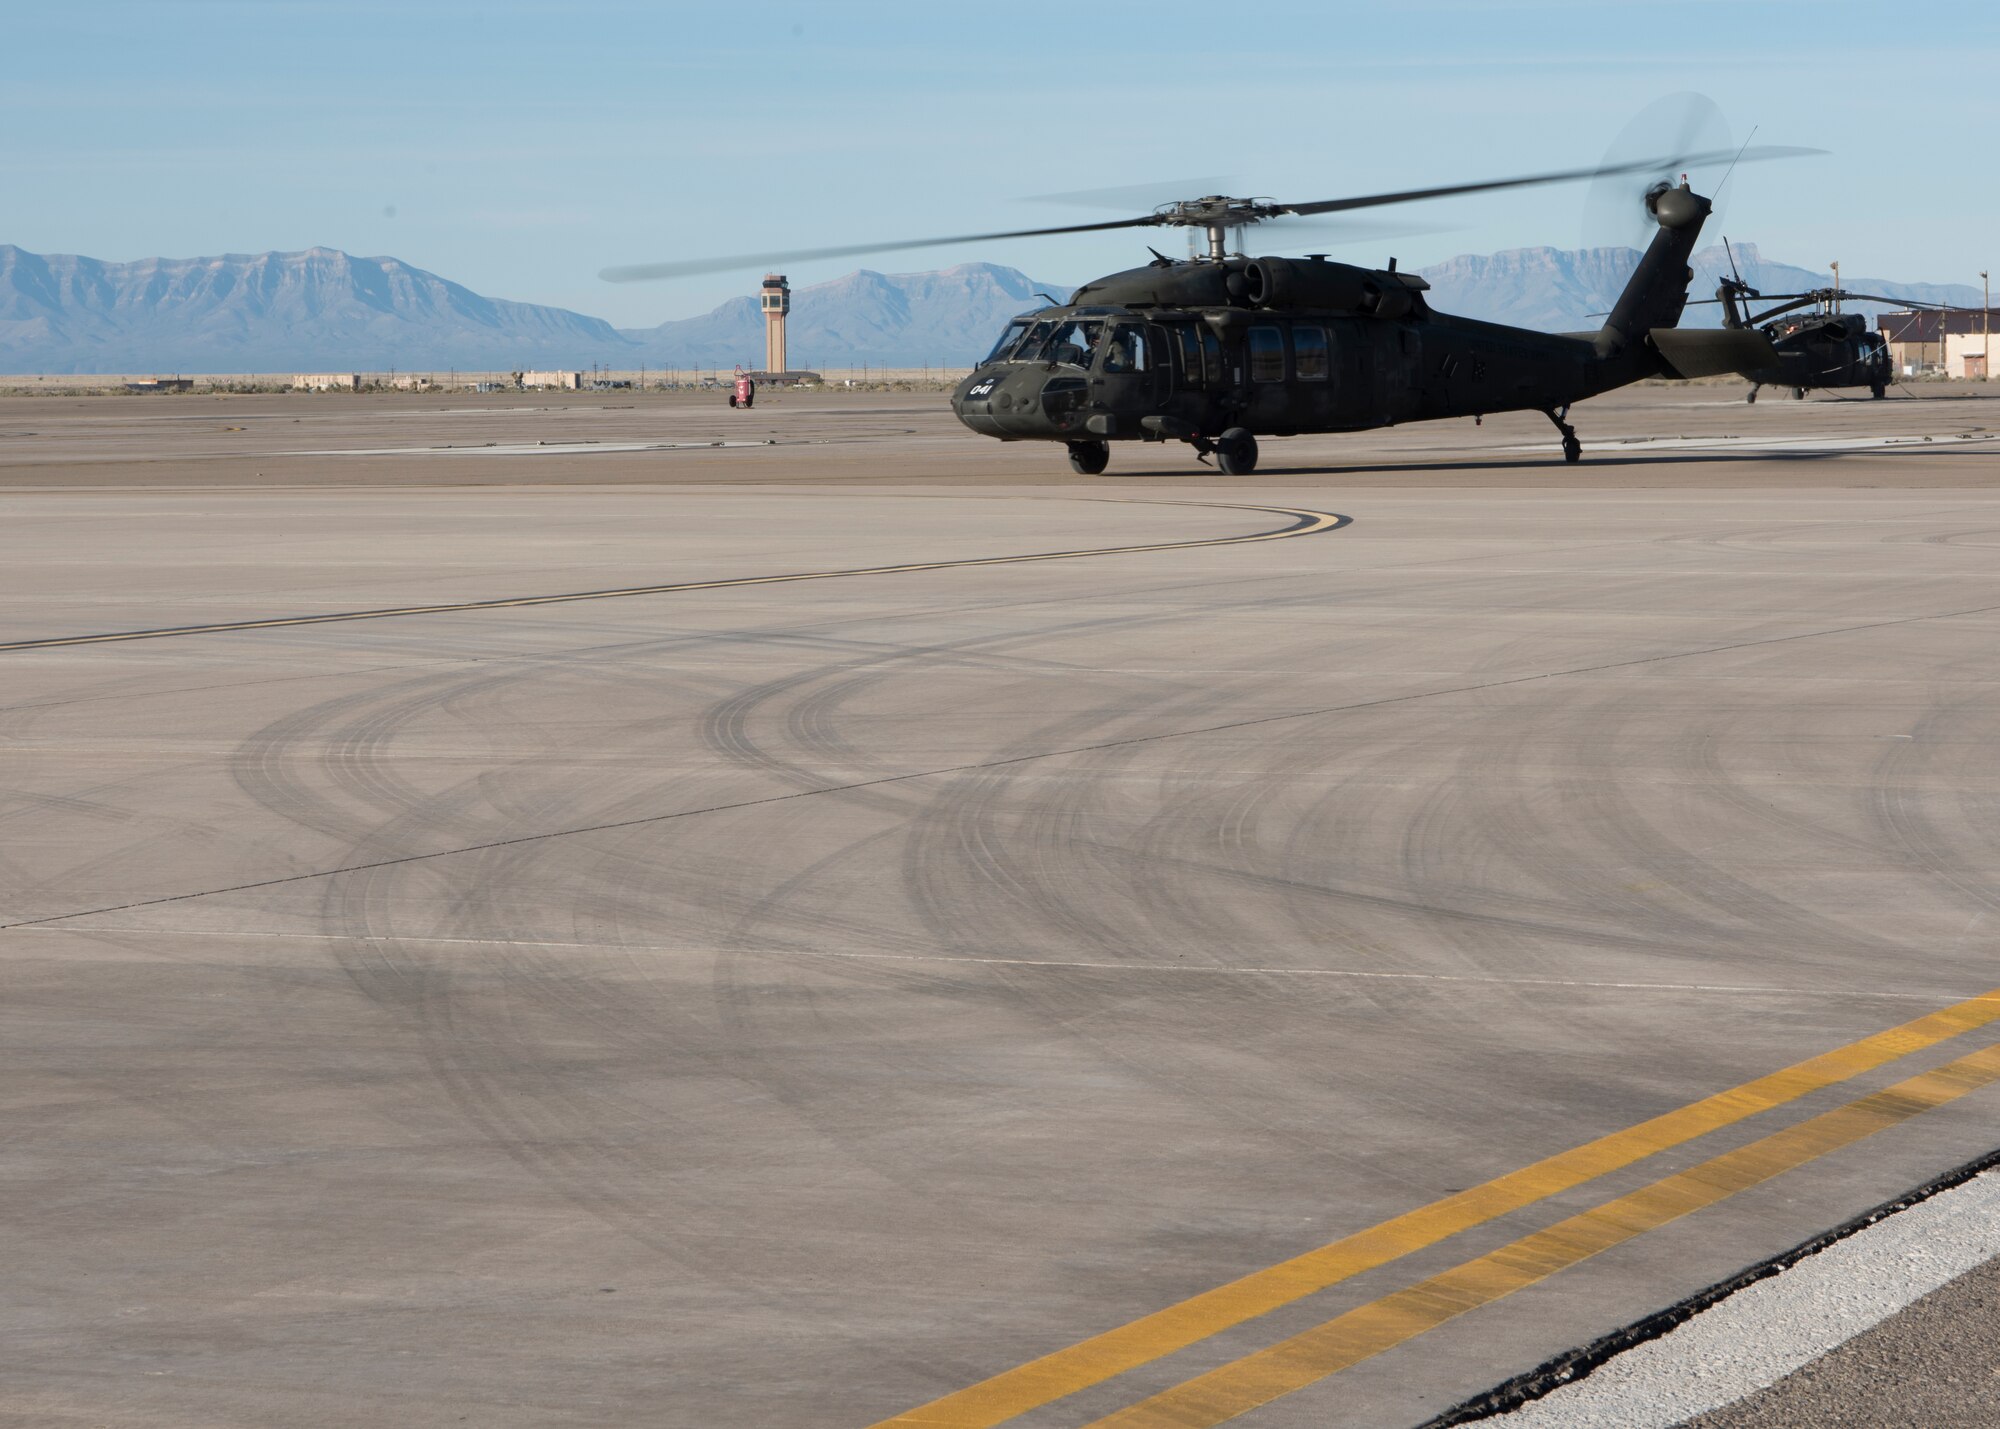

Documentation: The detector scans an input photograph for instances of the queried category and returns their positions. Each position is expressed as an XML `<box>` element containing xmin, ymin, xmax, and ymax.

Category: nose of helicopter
<box><xmin>952</xmin><ymin>366</ymin><xmax>1093</xmax><ymax>440</ymax></box>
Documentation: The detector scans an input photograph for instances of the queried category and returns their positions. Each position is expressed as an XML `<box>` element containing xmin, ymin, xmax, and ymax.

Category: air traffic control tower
<box><xmin>761</xmin><ymin>274</ymin><xmax>790</xmax><ymax>375</ymax></box>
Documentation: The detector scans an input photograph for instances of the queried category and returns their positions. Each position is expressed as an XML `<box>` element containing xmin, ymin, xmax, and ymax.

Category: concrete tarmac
<box><xmin>5</xmin><ymin>385</ymin><xmax>2000</xmax><ymax>1426</ymax></box>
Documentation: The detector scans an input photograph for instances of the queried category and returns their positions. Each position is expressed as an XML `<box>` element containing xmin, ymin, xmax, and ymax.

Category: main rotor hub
<box><xmin>1150</xmin><ymin>195</ymin><xmax>1283</xmax><ymax>260</ymax></box>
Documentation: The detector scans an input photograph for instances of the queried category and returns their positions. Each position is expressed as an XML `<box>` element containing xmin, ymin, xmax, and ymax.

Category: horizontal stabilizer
<box><xmin>1649</xmin><ymin>327</ymin><xmax>1780</xmax><ymax>380</ymax></box>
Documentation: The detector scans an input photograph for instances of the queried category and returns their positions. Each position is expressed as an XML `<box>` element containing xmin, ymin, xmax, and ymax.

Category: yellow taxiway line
<box><xmin>1090</xmin><ymin>1039</ymin><xmax>2000</xmax><ymax>1427</ymax></box>
<box><xmin>873</xmin><ymin>983</ymin><xmax>2000</xmax><ymax>1427</ymax></box>
<box><xmin>0</xmin><ymin>499</ymin><xmax>1348</xmax><ymax>653</ymax></box>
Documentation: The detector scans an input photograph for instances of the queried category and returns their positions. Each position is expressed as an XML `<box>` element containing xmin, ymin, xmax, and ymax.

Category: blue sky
<box><xmin>9</xmin><ymin>0</ymin><xmax>1994</xmax><ymax>326</ymax></box>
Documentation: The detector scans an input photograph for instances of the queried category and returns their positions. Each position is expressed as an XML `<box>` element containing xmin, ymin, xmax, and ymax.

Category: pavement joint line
<box><xmin>14</xmin><ymin>585</ymin><xmax>2000</xmax><ymax>935</ymax></box>
<box><xmin>867</xmin><ymin>990</ymin><xmax>2000</xmax><ymax>1428</ymax></box>
<box><xmin>20</xmin><ymin>924</ymin><xmax>1989</xmax><ymax>1008</ymax></box>
<box><xmin>1078</xmin><ymin>1041</ymin><xmax>2000</xmax><ymax>1429</ymax></box>
<box><xmin>0</xmin><ymin>498</ymin><xmax>1349</xmax><ymax>653</ymax></box>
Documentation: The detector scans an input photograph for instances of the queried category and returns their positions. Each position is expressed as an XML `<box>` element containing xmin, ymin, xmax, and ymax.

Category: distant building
<box><xmin>519</xmin><ymin>370</ymin><xmax>583</xmax><ymax>390</ymax></box>
<box><xmin>293</xmin><ymin>373</ymin><xmax>360</xmax><ymax>391</ymax></box>
<box><xmin>1878</xmin><ymin>310</ymin><xmax>1995</xmax><ymax>378</ymax></box>
<box><xmin>391</xmin><ymin>374</ymin><xmax>435</xmax><ymax>390</ymax></box>
<box><xmin>125</xmin><ymin>377</ymin><xmax>192</xmax><ymax>393</ymax></box>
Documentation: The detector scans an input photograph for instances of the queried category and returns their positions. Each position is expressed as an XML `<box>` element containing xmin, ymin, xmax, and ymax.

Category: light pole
<box><xmin>1984</xmin><ymin>270</ymin><xmax>1991</xmax><ymax>381</ymax></box>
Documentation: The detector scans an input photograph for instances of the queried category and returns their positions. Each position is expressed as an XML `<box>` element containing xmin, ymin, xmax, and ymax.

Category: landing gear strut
<box><xmin>1187</xmin><ymin>428</ymin><xmax>1258</xmax><ymax>475</ymax></box>
<box><xmin>1544</xmin><ymin>405</ymin><xmax>1581</xmax><ymax>464</ymax></box>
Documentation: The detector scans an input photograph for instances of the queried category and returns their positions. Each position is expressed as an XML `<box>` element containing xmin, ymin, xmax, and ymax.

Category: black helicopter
<box><xmin>603</xmin><ymin>149</ymin><xmax>1813</xmax><ymax>475</ymax></box>
<box><xmin>1701</xmin><ymin>258</ymin><xmax>1895</xmax><ymax>402</ymax></box>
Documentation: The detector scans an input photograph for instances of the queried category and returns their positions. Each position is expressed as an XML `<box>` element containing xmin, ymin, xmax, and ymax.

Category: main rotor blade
<box><xmin>599</xmin><ymin>214</ymin><xmax>1160</xmax><ymax>283</ymax></box>
<box><xmin>1279</xmin><ymin>145</ymin><xmax>1824</xmax><ymax>218</ymax></box>
<box><xmin>1686</xmin><ymin>292</ymin><xmax>1962</xmax><ymax>310</ymax></box>
<box><xmin>1027</xmin><ymin>176</ymin><xmax>1234</xmax><ymax>209</ymax></box>
<box><xmin>602</xmin><ymin>143</ymin><xmax>1827</xmax><ymax>283</ymax></box>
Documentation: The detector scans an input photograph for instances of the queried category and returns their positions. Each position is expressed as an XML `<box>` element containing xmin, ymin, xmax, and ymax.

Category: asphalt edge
<box><xmin>1420</xmin><ymin>1140</ymin><xmax>2000</xmax><ymax>1427</ymax></box>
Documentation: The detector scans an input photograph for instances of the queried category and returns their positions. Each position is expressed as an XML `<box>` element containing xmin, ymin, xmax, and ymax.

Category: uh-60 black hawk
<box><xmin>1683</xmin><ymin>244</ymin><xmax>1907</xmax><ymax>403</ymax></box>
<box><xmin>603</xmin><ymin>147</ymin><xmax>1813</xmax><ymax>475</ymax></box>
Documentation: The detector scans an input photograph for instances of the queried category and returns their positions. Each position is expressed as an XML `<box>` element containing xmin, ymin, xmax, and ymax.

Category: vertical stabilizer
<box><xmin>1596</xmin><ymin>182</ymin><xmax>1712</xmax><ymax>359</ymax></box>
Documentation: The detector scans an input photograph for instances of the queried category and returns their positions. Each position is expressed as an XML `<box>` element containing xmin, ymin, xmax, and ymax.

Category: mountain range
<box><xmin>1416</xmin><ymin>243</ymin><xmax>1981</xmax><ymax>332</ymax></box>
<box><xmin>0</xmin><ymin>241</ymin><xmax>1981</xmax><ymax>374</ymax></box>
<box><xmin>0</xmin><ymin>245</ymin><xmax>625</xmax><ymax>373</ymax></box>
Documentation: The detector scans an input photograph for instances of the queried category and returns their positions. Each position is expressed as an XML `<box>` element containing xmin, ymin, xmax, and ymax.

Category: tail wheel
<box><xmin>1216</xmin><ymin>427</ymin><xmax>1259</xmax><ymax>475</ymax></box>
<box><xmin>1066</xmin><ymin>440</ymin><xmax>1110</xmax><ymax>476</ymax></box>
<box><xmin>1561</xmin><ymin>435</ymin><xmax>1582</xmax><ymax>464</ymax></box>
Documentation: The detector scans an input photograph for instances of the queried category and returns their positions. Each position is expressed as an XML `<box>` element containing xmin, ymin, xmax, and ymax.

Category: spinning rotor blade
<box><xmin>1027</xmin><ymin>176</ymin><xmax>1234</xmax><ymax>209</ymax></box>
<box><xmin>1686</xmin><ymin>292</ymin><xmax>1963</xmax><ymax>309</ymax></box>
<box><xmin>601</xmin><ymin>144</ymin><xmax>1823</xmax><ymax>283</ymax></box>
<box><xmin>1250</xmin><ymin>215</ymin><xmax>1458</xmax><ymax>244</ymax></box>
<box><xmin>1279</xmin><ymin>145</ymin><xmax>1819</xmax><ymax>220</ymax></box>
<box><xmin>599</xmin><ymin>213</ymin><xmax>1162</xmax><ymax>282</ymax></box>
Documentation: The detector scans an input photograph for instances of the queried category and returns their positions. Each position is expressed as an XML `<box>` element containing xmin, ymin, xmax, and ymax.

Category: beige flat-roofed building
<box><xmin>520</xmin><ymin>370</ymin><xmax>583</xmax><ymax>390</ymax></box>
<box><xmin>1945</xmin><ymin>331</ymin><xmax>1989</xmax><ymax>380</ymax></box>
<box><xmin>1878</xmin><ymin>311</ymin><xmax>1995</xmax><ymax>377</ymax></box>
<box><xmin>292</xmin><ymin>373</ymin><xmax>360</xmax><ymax>390</ymax></box>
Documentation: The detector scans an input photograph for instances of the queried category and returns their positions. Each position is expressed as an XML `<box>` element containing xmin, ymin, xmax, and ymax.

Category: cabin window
<box><xmin>1102</xmin><ymin>324</ymin><xmax>1154</xmax><ymax>374</ymax></box>
<box><xmin>1248</xmin><ymin>325</ymin><xmax>1285</xmax><ymax>383</ymax></box>
<box><xmin>984</xmin><ymin>319</ymin><xmax>1032</xmax><ymax>363</ymax></box>
<box><xmin>1294</xmin><ymin>326</ymin><xmax>1329</xmax><ymax>381</ymax></box>
<box><xmin>1170</xmin><ymin>323</ymin><xmax>1221</xmax><ymax>387</ymax></box>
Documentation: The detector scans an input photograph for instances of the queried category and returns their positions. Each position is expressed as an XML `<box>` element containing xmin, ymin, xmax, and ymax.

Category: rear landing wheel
<box><xmin>1871</xmin><ymin>380</ymin><xmax>1887</xmax><ymax>400</ymax></box>
<box><xmin>1216</xmin><ymin>427</ymin><xmax>1258</xmax><ymax>476</ymax></box>
<box><xmin>1066</xmin><ymin>440</ymin><xmax>1110</xmax><ymax>476</ymax></box>
<box><xmin>1561</xmin><ymin>434</ymin><xmax>1582</xmax><ymax>464</ymax></box>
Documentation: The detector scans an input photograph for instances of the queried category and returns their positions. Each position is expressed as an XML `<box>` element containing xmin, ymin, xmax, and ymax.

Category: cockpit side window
<box><xmin>1101</xmin><ymin>324</ymin><xmax>1152</xmax><ymax>374</ymax></box>
<box><xmin>984</xmin><ymin>319</ymin><xmax>1033</xmax><ymax>363</ymax></box>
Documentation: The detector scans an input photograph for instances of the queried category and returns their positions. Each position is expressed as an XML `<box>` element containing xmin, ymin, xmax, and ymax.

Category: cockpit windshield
<box><xmin>983</xmin><ymin>319</ymin><xmax>1033</xmax><ymax>363</ymax></box>
<box><xmin>1039</xmin><ymin>319</ymin><xmax>1105</xmax><ymax>368</ymax></box>
<box><xmin>982</xmin><ymin>316</ymin><xmax>1110</xmax><ymax>367</ymax></box>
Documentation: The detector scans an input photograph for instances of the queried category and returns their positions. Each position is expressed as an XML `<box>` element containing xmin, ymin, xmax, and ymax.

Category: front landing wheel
<box><xmin>1216</xmin><ymin>427</ymin><xmax>1259</xmax><ymax>476</ymax></box>
<box><xmin>1066</xmin><ymin>440</ymin><xmax>1110</xmax><ymax>476</ymax></box>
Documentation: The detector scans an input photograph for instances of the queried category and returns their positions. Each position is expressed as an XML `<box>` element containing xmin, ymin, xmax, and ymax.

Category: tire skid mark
<box><xmin>0</xmin><ymin>498</ymin><xmax>1349</xmax><ymax>653</ymax></box>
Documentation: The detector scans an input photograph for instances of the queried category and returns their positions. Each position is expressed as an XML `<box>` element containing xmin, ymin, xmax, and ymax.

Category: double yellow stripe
<box><xmin>1094</xmin><ymin>1039</ymin><xmax>2000</xmax><ymax>1427</ymax></box>
<box><xmin>875</xmin><ymin>984</ymin><xmax>2000</xmax><ymax>1428</ymax></box>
